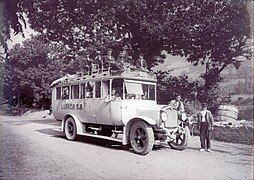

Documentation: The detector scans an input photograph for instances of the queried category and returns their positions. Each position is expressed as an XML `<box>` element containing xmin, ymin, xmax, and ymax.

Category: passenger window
<box><xmin>56</xmin><ymin>87</ymin><xmax>61</xmax><ymax>100</ymax></box>
<box><xmin>102</xmin><ymin>80</ymin><xmax>110</xmax><ymax>97</ymax></box>
<box><xmin>148</xmin><ymin>85</ymin><xmax>155</xmax><ymax>100</ymax></box>
<box><xmin>112</xmin><ymin>79</ymin><xmax>123</xmax><ymax>99</ymax></box>
<box><xmin>81</xmin><ymin>84</ymin><xmax>86</xmax><ymax>98</ymax></box>
<box><xmin>62</xmin><ymin>86</ymin><xmax>69</xmax><ymax>99</ymax></box>
<box><xmin>95</xmin><ymin>81</ymin><xmax>101</xmax><ymax>98</ymax></box>
<box><xmin>86</xmin><ymin>81</ymin><xmax>94</xmax><ymax>98</ymax></box>
<box><xmin>142</xmin><ymin>84</ymin><xmax>148</xmax><ymax>99</ymax></box>
<box><xmin>71</xmin><ymin>85</ymin><xmax>79</xmax><ymax>99</ymax></box>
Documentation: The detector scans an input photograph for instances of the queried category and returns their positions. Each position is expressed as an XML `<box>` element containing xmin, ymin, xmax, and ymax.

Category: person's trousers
<box><xmin>200</xmin><ymin>122</ymin><xmax>212</xmax><ymax>149</ymax></box>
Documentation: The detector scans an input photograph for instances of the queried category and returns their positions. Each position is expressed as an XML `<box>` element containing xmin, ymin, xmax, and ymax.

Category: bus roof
<box><xmin>51</xmin><ymin>69</ymin><xmax>156</xmax><ymax>87</ymax></box>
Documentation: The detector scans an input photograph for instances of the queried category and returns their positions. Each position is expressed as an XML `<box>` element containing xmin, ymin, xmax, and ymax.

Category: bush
<box><xmin>212</xmin><ymin>126</ymin><xmax>254</xmax><ymax>145</ymax></box>
<box><xmin>238</xmin><ymin>108</ymin><xmax>254</xmax><ymax>121</ymax></box>
<box><xmin>190</xmin><ymin>125</ymin><xmax>254</xmax><ymax>145</ymax></box>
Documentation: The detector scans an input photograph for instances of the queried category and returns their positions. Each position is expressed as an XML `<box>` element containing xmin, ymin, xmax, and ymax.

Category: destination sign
<box><xmin>61</xmin><ymin>103</ymin><xmax>83</xmax><ymax>110</ymax></box>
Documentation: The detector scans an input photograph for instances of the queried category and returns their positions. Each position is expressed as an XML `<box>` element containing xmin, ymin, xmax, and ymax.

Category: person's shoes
<box><xmin>207</xmin><ymin>149</ymin><xmax>212</xmax><ymax>153</ymax></box>
<box><xmin>199</xmin><ymin>148</ymin><xmax>205</xmax><ymax>152</ymax></box>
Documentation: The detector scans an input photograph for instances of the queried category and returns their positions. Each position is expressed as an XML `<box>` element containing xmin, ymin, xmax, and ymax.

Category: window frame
<box><xmin>71</xmin><ymin>84</ymin><xmax>80</xmax><ymax>99</ymax></box>
<box><xmin>62</xmin><ymin>86</ymin><xmax>70</xmax><ymax>99</ymax></box>
<box><xmin>56</xmin><ymin>87</ymin><xmax>61</xmax><ymax>100</ymax></box>
<box><xmin>95</xmin><ymin>81</ymin><xmax>102</xmax><ymax>98</ymax></box>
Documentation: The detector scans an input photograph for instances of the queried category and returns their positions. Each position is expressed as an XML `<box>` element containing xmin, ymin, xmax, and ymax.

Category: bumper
<box><xmin>154</xmin><ymin>124</ymin><xmax>179</xmax><ymax>142</ymax></box>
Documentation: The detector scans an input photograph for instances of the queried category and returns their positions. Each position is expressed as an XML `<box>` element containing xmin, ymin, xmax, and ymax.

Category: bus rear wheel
<box><xmin>129</xmin><ymin>121</ymin><xmax>154</xmax><ymax>155</ymax></box>
<box><xmin>65</xmin><ymin>117</ymin><xmax>77</xmax><ymax>141</ymax></box>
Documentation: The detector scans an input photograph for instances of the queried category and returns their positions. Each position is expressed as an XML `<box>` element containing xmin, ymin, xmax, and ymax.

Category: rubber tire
<box><xmin>65</xmin><ymin>117</ymin><xmax>77</xmax><ymax>141</ymax></box>
<box><xmin>97</xmin><ymin>129</ymin><xmax>113</xmax><ymax>137</ymax></box>
<box><xmin>168</xmin><ymin>126</ymin><xmax>190</xmax><ymax>150</ymax></box>
<box><xmin>129</xmin><ymin>121</ymin><xmax>154</xmax><ymax>155</ymax></box>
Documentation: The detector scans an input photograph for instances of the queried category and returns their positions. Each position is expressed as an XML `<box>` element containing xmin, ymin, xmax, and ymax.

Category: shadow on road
<box><xmin>2</xmin><ymin>118</ymin><xmax>60</xmax><ymax>126</ymax></box>
<box><xmin>35</xmin><ymin>128</ymin><xmax>133</xmax><ymax>153</ymax></box>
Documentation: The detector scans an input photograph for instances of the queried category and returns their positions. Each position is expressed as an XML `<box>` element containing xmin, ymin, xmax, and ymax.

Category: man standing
<box><xmin>197</xmin><ymin>103</ymin><xmax>214</xmax><ymax>152</ymax></box>
<box><xmin>136</xmin><ymin>53</ymin><xmax>147</xmax><ymax>69</ymax></box>
<box><xmin>79</xmin><ymin>51</ymin><xmax>92</xmax><ymax>74</ymax></box>
<box><xmin>169</xmin><ymin>94</ymin><xmax>185</xmax><ymax>113</ymax></box>
<box><xmin>102</xmin><ymin>48</ymin><xmax>117</xmax><ymax>70</ymax></box>
<box><xmin>94</xmin><ymin>50</ymin><xmax>103</xmax><ymax>72</ymax></box>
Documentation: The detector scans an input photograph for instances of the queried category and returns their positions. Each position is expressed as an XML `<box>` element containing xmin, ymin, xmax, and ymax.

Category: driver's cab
<box><xmin>95</xmin><ymin>77</ymin><xmax>157</xmax><ymax>126</ymax></box>
<box><xmin>51</xmin><ymin>71</ymin><xmax>157</xmax><ymax>127</ymax></box>
<box><xmin>104</xmin><ymin>78</ymin><xmax>156</xmax><ymax>102</ymax></box>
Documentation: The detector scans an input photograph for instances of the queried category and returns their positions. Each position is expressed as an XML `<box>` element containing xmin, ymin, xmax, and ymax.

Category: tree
<box><xmin>155</xmin><ymin>70</ymin><xmax>199</xmax><ymax>105</ymax></box>
<box><xmin>4</xmin><ymin>34</ymin><xmax>74</xmax><ymax>108</ymax></box>
<box><xmin>1</xmin><ymin>0</ymin><xmax>252</xmax><ymax>105</ymax></box>
<box><xmin>2</xmin><ymin>1</ymin><xmax>251</xmax><ymax>62</ymax></box>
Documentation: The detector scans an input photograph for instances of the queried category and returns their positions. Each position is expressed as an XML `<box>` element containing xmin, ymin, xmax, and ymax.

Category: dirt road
<box><xmin>0</xmin><ymin>111</ymin><xmax>253</xmax><ymax>180</ymax></box>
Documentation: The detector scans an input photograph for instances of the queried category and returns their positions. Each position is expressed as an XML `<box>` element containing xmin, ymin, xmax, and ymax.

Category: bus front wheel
<box><xmin>65</xmin><ymin>117</ymin><xmax>77</xmax><ymax>141</ymax></box>
<box><xmin>129</xmin><ymin>121</ymin><xmax>154</xmax><ymax>155</ymax></box>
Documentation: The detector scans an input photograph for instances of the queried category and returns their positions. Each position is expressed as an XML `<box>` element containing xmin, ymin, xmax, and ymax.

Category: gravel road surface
<box><xmin>0</xmin><ymin>111</ymin><xmax>253</xmax><ymax>180</ymax></box>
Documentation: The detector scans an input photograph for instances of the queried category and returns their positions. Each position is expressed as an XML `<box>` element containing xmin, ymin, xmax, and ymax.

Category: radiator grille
<box><xmin>164</xmin><ymin>109</ymin><xmax>178</xmax><ymax>128</ymax></box>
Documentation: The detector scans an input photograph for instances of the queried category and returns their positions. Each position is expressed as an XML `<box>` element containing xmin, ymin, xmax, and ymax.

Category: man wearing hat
<box><xmin>197</xmin><ymin>103</ymin><xmax>214</xmax><ymax>152</ymax></box>
<box><xmin>79</xmin><ymin>51</ymin><xmax>92</xmax><ymax>74</ymax></box>
<box><xmin>136</xmin><ymin>53</ymin><xmax>147</xmax><ymax>69</ymax></box>
<box><xmin>95</xmin><ymin>50</ymin><xmax>103</xmax><ymax>72</ymax></box>
<box><xmin>116</xmin><ymin>51</ymin><xmax>129</xmax><ymax>70</ymax></box>
<box><xmin>102</xmin><ymin>48</ymin><xmax>117</xmax><ymax>70</ymax></box>
<box><xmin>84</xmin><ymin>51</ymin><xmax>92</xmax><ymax>74</ymax></box>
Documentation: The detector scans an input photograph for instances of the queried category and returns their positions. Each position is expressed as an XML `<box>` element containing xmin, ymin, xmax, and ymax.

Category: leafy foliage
<box><xmin>155</xmin><ymin>70</ymin><xmax>199</xmax><ymax>104</ymax></box>
<box><xmin>1</xmin><ymin>0</ymin><xmax>252</xmax><ymax>106</ymax></box>
<box><xmin>2</xmin><ymin>1</ymin><xmax>251</xmax><ymax>66</ymax></box>
<box><xmin>4</xmin><ymin>35</ymin><xmax>75</xmax><ymax>107</ymax></box>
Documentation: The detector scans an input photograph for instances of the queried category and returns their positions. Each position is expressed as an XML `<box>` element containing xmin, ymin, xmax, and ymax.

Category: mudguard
<box><xmin>63</xmin><ymin>114</ymin><xmax>84</xmax><ymax>134</ymax></box>
<box><xmin>122</xmin><ymin>116</ymin><xmax>157</xmax><ymax>145</ymax></box>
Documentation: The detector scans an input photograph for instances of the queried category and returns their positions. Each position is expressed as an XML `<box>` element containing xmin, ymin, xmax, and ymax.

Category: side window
<box><xmin>81</xmin><ymin>83</ymin><xmax>86</xmax><ymax>99</ymax></box>
<box><xmin>102</xmin><ymin>80</ymin><xmax>110</xmax><ymax>97</ymax></box>
<box><xmin>86</xmin><ymin>81</ymin><xmax>94</xmax><ymax>98</ymax></box>
<box><xmin>56</xmin><ymin>87</ymin><xmax>61</xmax><ymax>100</ymax></box>
<box><xmin>62</xmin><ymin>86</ymin><xmax>69</xmax><ymax>99</ymax></box>
<box><xmin>112</xmin><ymin>79</ymin><xmax>123</xmax><ymax>99</ymax></box>
<box><xmin>71</xmin><ymin>85</ymin><xmax>79</xmax><ymax>99</ymax></box>
<box><xmin>148</xmin><ymin>85</ymin><xmax>155</xmax><ymax>100</ymax></box>
<box><xmin>142</xmin><ymin>84</ymin><xmax>148</xmax><ymax>100</ymax></box>
<box><xmin>95</xmin><ymin>81</ymin><xmax>101</xmax><ymax>98</ymax></box>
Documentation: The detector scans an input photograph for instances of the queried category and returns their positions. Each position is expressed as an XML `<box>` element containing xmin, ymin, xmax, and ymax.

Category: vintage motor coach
<box><xmin>51</xmin><ymin>67</ymin><xmax>190</xmax><ymax>155</ymax></box>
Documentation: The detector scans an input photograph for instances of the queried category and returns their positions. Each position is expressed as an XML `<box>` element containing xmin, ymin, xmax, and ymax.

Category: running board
<box><xmin>78</xmin><ymin>132</ymin><xmax>123</xmax><ymax>143</ymax></box>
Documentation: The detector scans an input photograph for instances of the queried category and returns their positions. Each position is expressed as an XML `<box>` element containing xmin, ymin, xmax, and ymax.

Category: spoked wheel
<box><xmin>65</xmin><ymin>117</ymin><xmax>77</xmax><ymax>141</ymax></box>
<box><xmin>130</xmin><ymin>121</ymin><xmax>154</xmax><ymax>155</ymax></box>
<box><xmin>168</xmin><ymin>126</ymin><xmax>190</xmax><ymax>150</ymax></box>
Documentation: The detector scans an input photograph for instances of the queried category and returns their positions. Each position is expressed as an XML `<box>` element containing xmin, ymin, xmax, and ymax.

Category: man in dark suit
<box><xmin>136</xmin><ymin>53</ymin><xmax>147</xmax><ymax>69</ymax></box>
<box><xmin>94</xmin><ymin>50</ymin><xmax>103</xmax><ymax>72</ymax></box>
<box><xmin>79</xmin><ymin>51</ymin><xmax>92</xmax><ymax>74</ymax></box>
<box><xmin>102</xmin><ymin>48</ymin><xmax>118</xmax><ymax>70</ymax></box>
<box><xmin>197</xmin><ymin>103</ymin><xmax>214</xmax><ymax>152</ymax></box>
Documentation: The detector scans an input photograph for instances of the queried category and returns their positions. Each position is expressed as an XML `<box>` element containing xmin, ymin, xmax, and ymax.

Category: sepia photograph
<box><xmin>0</xmin><ymin>0</ymin><xmax>253</xmax><ymax>179</ymax></box>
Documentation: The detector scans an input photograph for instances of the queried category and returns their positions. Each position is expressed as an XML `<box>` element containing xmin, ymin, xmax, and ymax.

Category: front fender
<box><xmin>63</xmin><ymin>114</ymin><xmax>84</xmax><ymax>134</ymax></box>
<box><xmin>122</xmin><ymin>116</ymin><xmax>157</xmax><ymax>145</ymax></box>
<box><xmin>125</xmin><ymin>116</ymin><xmax>157</xmax><ymax>126</ymax></box>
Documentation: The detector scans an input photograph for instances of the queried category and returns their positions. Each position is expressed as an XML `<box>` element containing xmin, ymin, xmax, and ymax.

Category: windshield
<box><xmin>124</xmin><ymin>81</ymin><xmax>155</xmax><ymax>100</ymax></box>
